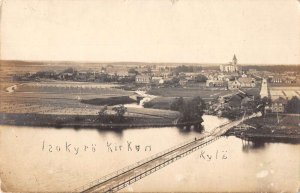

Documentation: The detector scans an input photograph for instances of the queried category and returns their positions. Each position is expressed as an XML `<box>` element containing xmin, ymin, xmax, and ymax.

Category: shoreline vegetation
<box><xmin>0</xmin><ymin>113</ymin><xmax>203</xmax><ymax>130</ymax></box>
<box><xmin>226</xmin><ymin>114</ymin><xmax>300</xmax><ymax>143</ymax></box>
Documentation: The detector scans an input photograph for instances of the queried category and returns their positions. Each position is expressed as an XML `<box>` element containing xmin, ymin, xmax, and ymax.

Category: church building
<box><xmin>220</xmin><ymin>55</ymin><xmax>239</xmax><ymax>73</ymax></box>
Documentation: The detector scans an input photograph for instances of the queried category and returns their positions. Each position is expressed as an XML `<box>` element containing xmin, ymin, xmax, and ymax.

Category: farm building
<box><xmin>206</xmin><ymin>79</ymin><xmax>227</xmax><ymax>87</ymax></box>
<box><xmin>228</xmin><ymin>79</ymin><xmax>241</xmax><ymax>90</ymax></box>
<box><xmin>271</xmin><ymin>97</ymin><xmax>288</xmax><ymax>113</ymax></box>
<box><xmin>135</xmin><ymin>75</ymin><xmax>151</xmax><ymax>84</ymax></box>
<box><xmin>238</xmin><ymin>77</ymin><xmax>256</xmax><ymax>88</ymax></box>
<box><xmin>151</xmin><ymin>77</ymin><xmax>165</xmax><ymax>84</ymax></box>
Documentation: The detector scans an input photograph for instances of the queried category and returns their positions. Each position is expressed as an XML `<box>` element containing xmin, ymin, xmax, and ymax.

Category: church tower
<box><xmin>232</xmin><ymin>54</ymin><xmax>238</xmax><ymax>72</ymax></box>
<box><xmin>232</xmin><ymin>54</ymin><xmax>237</xmax><ymax>65</ymax></box>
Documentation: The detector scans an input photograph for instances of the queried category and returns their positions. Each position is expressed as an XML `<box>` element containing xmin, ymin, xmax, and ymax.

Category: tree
<box><xmin>261</xmin><ymin>97</ymin><xmax>271</xmax><ymax>106</ymax></box>
<box><xmin>128</xmin><ymin>68</ymin><xmax>138</xmax><ymax>75</ymax></box>
<box><xmin>191</xmin><ymin>96</ymin><xmax>206</xmax><ymax>117</ymax></box>
<box><xmin>97</xmin><ymin>105</ymin><xmax>108</xmax><ymax>122</ymax></box>
<box><xmin>170</xmin><ymin>97</ymin><xmax>184</xmax><ymax>112</ymax></box>
<box><xmin>286</xmin><ymin>96</ymin><xmax>300</xmax><ymax>114</ymax></box>
<box><xmin>112</xmin><ymin>105</ymin><xmax>127</xmax><ymax>121</ymax></box>
<box><xmin>170</xmin><ymin>96</ymin><xmax>205</xmax><ymax>123</ymax></box>
<box><xmin>182</xmin><ymin>97</ymin><xmax>205</xmax><ymax>122</ymax></box>
<box><xmin>261</xmin><ymin>96</ymin><xmax>271</xmax><ymax>116</ymax></box>
<box><xmin>63</xmin><ymin>67</ymin><xmax>76</xmax><ymax>74</ymax></box>
<box><xmin>194</xmin><ymin>74</ymin><xmax>208</xmax><ymax>82</ymax></box>
<box><xmin>170</xmin><ymin>77</ymin><xmax>180</xmax><ymax>85</ymax></box>
<box><xmin>173</xmin><ymin>65</ymin><xmax>194</xmax><ymax>73</ymax></box>
<box><xmin>98</xmin><ymin>105</ymin><xmax>108</xmax><ymax>116</ymax></box>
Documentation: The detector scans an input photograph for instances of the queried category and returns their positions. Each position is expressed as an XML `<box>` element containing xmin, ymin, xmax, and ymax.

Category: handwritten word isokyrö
<box><xmin>42</xmin><ymin>140</ymin><xmax>96</xmax><ymax>155</ymax></box>
<box><xmin>199</xmin><ymin>150</ymin><xmax>228</xmax><ymax>161</ymax></box>
<box><xmin>41</xmin><ymin>140</ymin><xmax>152</xmax><ymax>155</ymax></box>
<box><xmin>106</xmin><ymin>141</ymin><xmax>152</xmax><ymax>152</ymax></box>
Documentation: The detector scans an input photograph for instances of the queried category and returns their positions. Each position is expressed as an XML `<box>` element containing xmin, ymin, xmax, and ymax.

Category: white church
<box><xmin>220</xmin><ymin>54</ymin><xmax>239</xmax><ymax>73</ymax></box>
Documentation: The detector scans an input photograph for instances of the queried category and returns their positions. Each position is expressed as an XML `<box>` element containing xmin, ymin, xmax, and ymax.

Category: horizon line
<box><xmin>1</xmin><ymin>59</ymin><xmax>299</xmax><ymax>66</ymax></box>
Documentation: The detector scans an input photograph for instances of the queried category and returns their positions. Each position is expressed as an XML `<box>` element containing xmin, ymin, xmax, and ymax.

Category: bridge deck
<box><xmin>75</xmin><ymin>114</ymin><xmax>257</xmax><ymax>193</ymax></box>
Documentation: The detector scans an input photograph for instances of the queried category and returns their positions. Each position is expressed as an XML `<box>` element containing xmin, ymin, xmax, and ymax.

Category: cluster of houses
<box><xmin>135</xmin><ymin>72</ymin><xmax>206</xmax><ymax>86</ymax></box>
<box><xmin>131</xmin><ymin>65</ymin><xmax>208</xmax><ymax>86</ymax></box>
<box><xmin>134</xmin><ymin>68</ymin><xmax>174</xmax><ymax>85</ymax></box>
<box><xmin>260</xmin><ymin>78</ymin><xmax>300</xmax><ymax>114</ymax></box>
<box><xmin>268</xmin><ymin>73</ymin><xmax>299</xmax><ymax>84</ymax></box>
<box><xmin>205</xmin><ymin>55</ymin><xmax>257</xmax><ymax>90</ymax></box>
<box><xmin>206</xmin><ymin>88</ymin><xmax>258</xmax><ymax>117</ymax></box>
<box><xmin>270</xmin><ymin>97</ymin><xmax>288</xmax><ymax>113</ymax></box>
<box><xmin>247</xmin><ymin>69</ymin><xmax>300</xmax><ymax>85</ymax></box>
<box><xmin>206</xmin><ymin>55</ymin><xmax>300</xmax><ymax>115</ymax></box>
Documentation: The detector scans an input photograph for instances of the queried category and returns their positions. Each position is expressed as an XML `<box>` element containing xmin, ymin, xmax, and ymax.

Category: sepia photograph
<box><xmin>0</xmin><ymin>0</ymin><xmax>299</xmax><ymax>192</ymax></box>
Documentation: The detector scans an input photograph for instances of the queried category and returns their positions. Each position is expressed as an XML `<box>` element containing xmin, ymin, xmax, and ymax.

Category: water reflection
<box><xmin>178</xmin><ymin>124</ymin><xmax>204</xmax><ymax>133</ymax></box>
<box><xmin>0</xmin><ymin>115</ymin><xmax>299</xmax><ymax>192</ymax></box>
<box><xmin>242</xmin><ymin>139</ymin><xmax>267</xmax><ymax>153</ymax></box>
<box><xmin>95</xmin><ymin>125</ymin><xmax>205</xmax><ymax>138</ymax></box>
<box><xmin>241</xmin><ymin>137</ymin><xmax>300</xmax><ymax>153</ymax></box>
<box><xmin>96</xmin><ymin>127</ymin><xmax>124</xmax><ymax>138</ymax></box>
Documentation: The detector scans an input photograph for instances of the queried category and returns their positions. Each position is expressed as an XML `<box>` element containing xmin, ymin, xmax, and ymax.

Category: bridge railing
<box><xmin>100</xmin><ymin>135</ymin><xmax>222</xmax><ymax>193</ymax></box>
<box><xmin>74</xmin><ymin>120</ymin><xmax>238</xmax><ymax>192</ymax></box>
<box><xmin>73</xmin><ymin>136</ymin><xmax>206</xmax><ymax>192</ymax></box>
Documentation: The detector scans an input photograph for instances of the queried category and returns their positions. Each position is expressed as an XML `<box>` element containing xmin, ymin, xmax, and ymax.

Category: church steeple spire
<box><xmin>232</xmin><ymin>54</ymin><xmax>237</xmax><ymax>65</ymax></box>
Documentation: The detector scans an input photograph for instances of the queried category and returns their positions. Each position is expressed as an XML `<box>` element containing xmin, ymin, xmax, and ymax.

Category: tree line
<box><xmin>96</xmin><ymin>105</ymin><xmax>128</xmax><ymax>123</ymax></box>
<box><xmin>170</xmin><ymin>96</ymin><xmax>206</xmax><ymax>123</ymax></box>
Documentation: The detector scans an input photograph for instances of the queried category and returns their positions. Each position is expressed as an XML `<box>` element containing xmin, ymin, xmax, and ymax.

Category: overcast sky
<box><xmin>1</xmin><ymin>0</ymin><xmax>300</xmax><ymax>64</ymax></box>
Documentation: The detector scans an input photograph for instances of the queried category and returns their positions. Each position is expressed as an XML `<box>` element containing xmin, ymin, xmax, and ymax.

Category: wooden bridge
<box><xmin>74</xmin><ymin>113</ymin><xmax>259</xmax><ymax>193</ymax></box>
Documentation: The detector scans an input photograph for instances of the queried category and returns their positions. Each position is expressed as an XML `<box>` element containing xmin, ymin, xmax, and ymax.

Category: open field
<box><xmin>0</xmin><ymin>92</ymin><xmax>178</xmax><ymax>118</ymax></box>
<box><xmin>269</xmin><ymin>82</ymin><xmax>300</xmax><ymax>87</ymax></box>
<box><xmin>15</xmin><ymin>82</ymin><xmax>131</xmax><ymax>94</ymax></box>
<box><xmin>128</xmin><ymin>107</ymin><xmax>180</xmax><ymax>119</ymax></box>
<box><xmin>1</xmin><ymin>82</ymin><xmax>134</xmax><ymax>101</ymax></box>
<box><xmin>148</xmin><ymin>87</ymin><xmax>235</xmax><ymax>100</ymax></box>
<box><xmin>143</xmin><ymin>97</ymin><xmax>177</xmax><ymax>109</ymax></box>
<box><xmin>0</xmin><ymin>80</ymin><xmax>181</xmax><ymax>128</ymax></box>
<box><xmin>269</xmin><ymin>86</ymin><xmax>300</xmax><ymax>100</ymax></box>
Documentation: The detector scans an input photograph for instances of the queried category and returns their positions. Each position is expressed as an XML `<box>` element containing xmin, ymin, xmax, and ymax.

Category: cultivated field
<box><xmin>0</xmin><ymin>81</ymin><xmax>180</xmax><ymax>123</ymax></box>
<box><xmin>269</xmin><ymin>86</ymin><xmax>300</xmax><ymax>100</ymax></box>
<box><xmin>148</xmin><ymin>87</ymin><xmax>235</xmax><ymax>100</ymax></box>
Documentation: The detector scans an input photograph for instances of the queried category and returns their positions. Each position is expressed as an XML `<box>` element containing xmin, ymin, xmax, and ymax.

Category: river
<box><xmin>0</xmin><ymin>115</ymin><xmax>299</xmax><ymax>192</ymax></box>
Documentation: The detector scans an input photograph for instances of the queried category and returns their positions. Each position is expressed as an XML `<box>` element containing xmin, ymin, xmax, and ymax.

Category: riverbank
<box><xmin>226</xmin><ymin>114</ymin><xmax>300</xmax><ymax>142</ymax></box>
<box><xmin>0</xmin><ymin>112</ymin><xmax>203</xmax><ymax>130</ymax></box>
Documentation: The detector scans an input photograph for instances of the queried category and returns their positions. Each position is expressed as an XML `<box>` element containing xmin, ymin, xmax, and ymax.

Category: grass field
<box><xmin>0</xmin><ymin>80</ymin><xmax>181</xmax><ymax>127</ymax></box>
<box><xmin>269</xmin><ymin>86</ymin><xmax>300</xmax><ymax>100</ymax></box>
<box><xmin>148</xmin><ymin>87</ymin><xmax>234</xmax><ymax>99</ymax></box>
<box><xmin>127</xmin><ymin>107</ymin><xmax>180</xmax><ymax>119</ymax></box>
<box><xmin>16</xmin><ymin>82</ymin><xmax>132</xmax><ymax>95</ymax></box>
